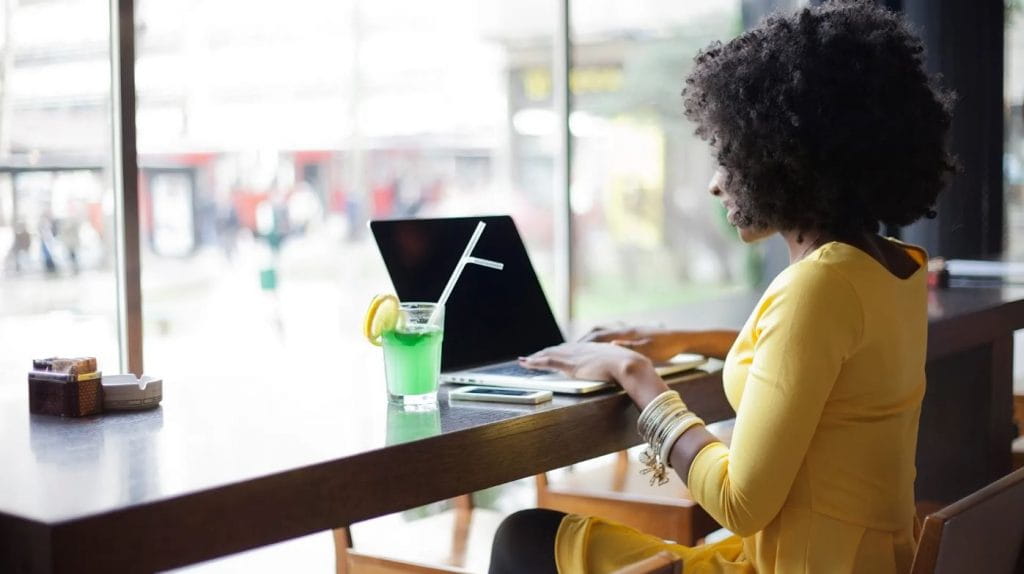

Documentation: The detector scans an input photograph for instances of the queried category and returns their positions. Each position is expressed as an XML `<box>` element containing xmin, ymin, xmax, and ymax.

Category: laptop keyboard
<box><xmin>474</xmin><ymin>363</ymin><xmax>553</xmax><ymax>378</ymax></box>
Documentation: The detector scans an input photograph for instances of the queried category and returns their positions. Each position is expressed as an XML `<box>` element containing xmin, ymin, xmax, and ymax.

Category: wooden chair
<box><xmin>336</xmin><ymin>420</ymin><xmax>733</xmax><ymax>572</ymax></box>
<box><xmin>536</xmin><ymin>450</ymin><xmax>720</xmax><ymax>545</ymax></box>
<box><xmin>334</xmin><ymin>495</ymin><xmax>477</xmax><ymax>574</ymax></box>
<box><xmin>535</xmin><ymin>419</ymin><xmax>732</xmax><ymax>545</ymax></box>
<box><xmin>910</xmin><ymin>466</ymin><xmax>1024</xmax><ymax>574</ymax></box>
<box><xmin>335</xmin><ymin>547</ymin><xmax>470</xmax><ymax>574</ymax></box>
<box><xmin>335</xmin><ymin>453</ymin><xmax>718</xmax><ymax>574</ymax></box>
<box><xmin>338</xmin><ymin>529</ymin><xmax>682</xmax><ymax>574</ymax></box>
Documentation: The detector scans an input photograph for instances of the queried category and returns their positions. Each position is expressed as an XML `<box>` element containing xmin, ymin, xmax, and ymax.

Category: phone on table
<box><xmin>448</xmin><ymin>386</ymin><xmax>553</xmax><ymax>404</ymax></box>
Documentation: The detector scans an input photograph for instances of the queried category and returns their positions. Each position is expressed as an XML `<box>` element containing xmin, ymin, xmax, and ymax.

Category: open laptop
<box><xmin>370</xmin><ymin>215</ymin><xmax>706</xmax><ymax>394</ymax></box>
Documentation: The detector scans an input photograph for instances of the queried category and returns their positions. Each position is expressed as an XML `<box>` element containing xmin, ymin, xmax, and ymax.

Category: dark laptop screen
<box><xmin>370</xmin><ymin>216</ymin><xmax>564</xmax><ymax>371</ymax></box>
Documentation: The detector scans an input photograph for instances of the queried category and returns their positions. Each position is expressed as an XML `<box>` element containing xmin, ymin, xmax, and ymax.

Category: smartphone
<box><xmin>448</xmin><ymin>386</ymin><xmax>553</xmax><ymax>404</ymax></box>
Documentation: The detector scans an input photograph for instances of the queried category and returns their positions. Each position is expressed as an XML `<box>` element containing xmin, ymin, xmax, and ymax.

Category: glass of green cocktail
<box><xmin>366</xmin><ymin>220</ymin><xmax>501</xmax><ymax>408</ymax></box>
<box><xmin>382</xmin><ymin>302</ymin><xmax>444</xmax><ymax>408</ymax></box>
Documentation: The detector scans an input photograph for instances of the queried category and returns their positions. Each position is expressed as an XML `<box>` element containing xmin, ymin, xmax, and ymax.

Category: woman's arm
<box><xmin>672</xmin><ymin>265</ymin><xmax>863</xmax><ymax>536</ymax></box>
<box><xmin>520</xmin><ymin>341</ymin><xmax>732</xmax><ymax>485</ymax></box>
<box><xmin>552</xmin><ymin>357</ymin><xmax>722</xmax><ymax>490</ymax></box>
<box><xmin>525</xmin><ymin>266</ymin><xmax>860</xmax><ymax>538</ymax></box>
<box><xmin>664</xmin><ymin>330</ymin><xmax>738</xmax><ymax>361</ymax></box>
<box><xmin>623</xmin><ymin>365</ymin><xmax>721</xmax><ymax>480</ymax></box>
<box><xmin>582</xmin><ymin>327</ymin><xmax>739</xmax><ymax>361</ymax></box>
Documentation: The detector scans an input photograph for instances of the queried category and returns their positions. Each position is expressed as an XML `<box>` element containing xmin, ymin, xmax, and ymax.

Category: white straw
<box><xmin>430</xmin><ymin>221</ymin><xmax>487</xmax><ymax>325</ymax></box>
<box><xmin>465</xmin><ymin>256</ymin><xmax>504</xmax><ymax>270</ymax></box>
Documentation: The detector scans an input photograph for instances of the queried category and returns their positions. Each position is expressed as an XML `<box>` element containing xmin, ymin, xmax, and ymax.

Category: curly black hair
<box><xmin>682</xmin><ymin>0</ymin><xmax>955</xmax><ymax>237</ymax></box>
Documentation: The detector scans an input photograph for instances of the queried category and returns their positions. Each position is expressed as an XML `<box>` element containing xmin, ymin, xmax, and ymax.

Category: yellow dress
<box><xmin>556</xmin><ymin>240</ymin><xmax>928</xmax><ymax>573</ymax></box>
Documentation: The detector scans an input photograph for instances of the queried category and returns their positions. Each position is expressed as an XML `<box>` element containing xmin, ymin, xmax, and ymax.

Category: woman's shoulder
<box><xmin>789</xmin><ymin>239</ymin><xmax>927</xmax><ymax>286</ymax></box>
<box><xmin>769</xmin><ymin>251</ymin><xmax>860</xmax><ymax>296</ymax></box>
<box><xmin>757</xmin><ymin>256</ymin><xmax>863</xmax><ymax>323</ymax></box>
<box><xmin>754</xmin><ymin>256</ymin><xmax>865</xmax><ymax>344</ymax></box>
<box><xmin>759</xmin><ymin>239</ymin><xmax>925</xmax><ymax>322</ymax></box>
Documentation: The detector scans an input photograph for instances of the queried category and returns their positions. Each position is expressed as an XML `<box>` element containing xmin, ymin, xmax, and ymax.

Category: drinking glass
<box><xmin>382</xmin><ymin>302</ymin><xmax>443</xmax><ymax>408</ymax></box>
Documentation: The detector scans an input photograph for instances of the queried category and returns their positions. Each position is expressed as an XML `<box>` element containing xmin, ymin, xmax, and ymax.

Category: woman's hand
<box><xmin>579</xmin><ymin>325</ymin><xmax>685</xmax><ymax>362</ymax></box>
<box><xmin>581</xmin><ymin>326</ymin><xmax>741</xmax><ymax>361</ymax></box>
<box><xmin>520</xmin><ymin>343</ymin><xmax>669</xmax><ymax>408</ymax></box>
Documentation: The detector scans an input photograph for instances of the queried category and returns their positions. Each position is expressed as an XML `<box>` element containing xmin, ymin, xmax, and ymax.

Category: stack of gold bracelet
<box><xmin>636</xmin><ymin>390</ymin><xmax>705</xmax><ymax>486</ymax></box>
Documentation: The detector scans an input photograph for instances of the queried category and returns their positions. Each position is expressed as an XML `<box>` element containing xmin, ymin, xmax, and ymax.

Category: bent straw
<box><xmin>465</xmin><ymin>256</ymin><xmax>504</xmax><ymax>271</ymax></box>
<box><xmin>429</xmin><ymin>221</ymin><xmax>487</xmax><ymax>325</ymax></box>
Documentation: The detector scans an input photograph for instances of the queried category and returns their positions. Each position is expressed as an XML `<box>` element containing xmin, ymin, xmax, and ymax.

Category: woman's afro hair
<box><xmin>683</xmin><ymin>0</ymin><xmax>955</xmax><ymax>236</ymax></box>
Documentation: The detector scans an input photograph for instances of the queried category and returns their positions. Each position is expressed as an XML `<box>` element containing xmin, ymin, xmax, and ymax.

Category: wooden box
<box><xmin>28</xmin><ymin>357</ymin><xmax>103</xmax><ymax>417</ymax></box>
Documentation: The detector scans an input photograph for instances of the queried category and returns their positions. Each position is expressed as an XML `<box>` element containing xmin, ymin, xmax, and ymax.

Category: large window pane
<box><xmin>1007</xmin><ymin>2</ymin><xmax>1024</xmax><ymax>260</ymax></box>
<box><xmin>567</xmin><ymin>1</ymin><xmax>777</xmax><ymax>321</ymax></box>
<box><xmin>0</xmin><ymin>0</ymin><xmax>118</xmax><ymax>381</ymax></box>
<box><xmin>137</xmin><ymin>0</ymin><xmax>555</xmax><ymax>386</ymax></box>
<box><xmin>1004</xmin><ymin>2</ymin><xmax>1024</xmax><ymax>399</ymax></box>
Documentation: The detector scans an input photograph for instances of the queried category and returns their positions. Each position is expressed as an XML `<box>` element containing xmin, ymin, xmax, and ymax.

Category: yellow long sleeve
<box><xmin>687</xmin><ymin>261</ymin><xmax>863</xmax><ymax>536</ymax></box>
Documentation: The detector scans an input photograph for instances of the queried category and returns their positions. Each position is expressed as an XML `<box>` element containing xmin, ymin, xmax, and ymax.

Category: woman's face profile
<box><xmin>708</xmin><ymin>169</ymin><xmax>774</xmax><ymax>243</ymax></box>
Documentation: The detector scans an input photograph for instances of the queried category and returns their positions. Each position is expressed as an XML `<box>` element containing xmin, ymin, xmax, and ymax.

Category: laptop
<box><xmin>370</xmin><ymin>215</ymin><xmax>706</xmax><ymax>394</ymax></box>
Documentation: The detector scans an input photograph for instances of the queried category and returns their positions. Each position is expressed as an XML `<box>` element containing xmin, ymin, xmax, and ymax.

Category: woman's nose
<box><xmin>708</xmin><ymin>173</ymin><xmax>724</xmax><ymax>197</ymax></box>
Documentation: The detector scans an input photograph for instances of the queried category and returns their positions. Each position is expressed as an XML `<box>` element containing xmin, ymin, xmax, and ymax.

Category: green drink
<box><xmin>382</xmin><ymin>302</ymin><xmax>444</xmax><ymax>407</ymax></box>
<box><xmin>383</xmin><ymin>327</ymin><xmax>443</xmax><ymax>396</ymax></box>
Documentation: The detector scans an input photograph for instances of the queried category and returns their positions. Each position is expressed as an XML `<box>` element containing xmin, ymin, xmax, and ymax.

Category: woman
<box><xmin>488</xmin><ymin>2</ymin><xmax>954</xmax><ymax>573</ymax></box>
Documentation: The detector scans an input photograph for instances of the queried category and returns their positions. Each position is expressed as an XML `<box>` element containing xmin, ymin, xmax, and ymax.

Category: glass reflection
<box><xmin>385</xmin><ymin>403</ymin><xmax>441</xmax><ymax>446</ymax></box>
<box><xmin>22</xmin><ymin>406</ymin><xmax>164</xmax><ymax>517</ymax></box>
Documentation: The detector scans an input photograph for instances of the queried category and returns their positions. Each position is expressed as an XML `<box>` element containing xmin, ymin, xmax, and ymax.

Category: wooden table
<box><xmin>1</xmin><ymin>286</ymin><xmax>1021</xmax><ymax>573</ymax></box>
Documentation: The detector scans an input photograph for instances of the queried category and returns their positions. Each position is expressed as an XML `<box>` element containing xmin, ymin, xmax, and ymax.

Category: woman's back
<box><xmin>718</xmin><ymin>239</ymin><xmax>928</xmax><ymax>572</ymax></box>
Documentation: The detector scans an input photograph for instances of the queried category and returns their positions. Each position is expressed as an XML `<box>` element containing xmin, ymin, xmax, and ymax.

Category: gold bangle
<box><xmin>639</xmin><ymin>404</ymin><xmax>689</xmax><ymax>486</ymax></box>
<box><xmin>636</xmin><ymin>390</ymin><xmax>698</xmax><ymax>486</ymax></box>
<box><xmin>659</xmin><ymin>414</ymin><xmax>705</xmax><ymax>468</ymax></box>
<box><xmin>637</xmin><ymin>390</ymin><xmax>678</xmax><ymax>435</ymax></box>
<box><xmin>638</xmin><ymin>392</ymin><xmax>687</xmax><ymax>443</ymax></box>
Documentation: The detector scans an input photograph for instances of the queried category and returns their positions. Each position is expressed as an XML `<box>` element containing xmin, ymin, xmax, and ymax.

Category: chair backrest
<box><xmin>911</xmin><ymin>466</ymin><xmax>1024</xmax><ymax>574</ymax></box>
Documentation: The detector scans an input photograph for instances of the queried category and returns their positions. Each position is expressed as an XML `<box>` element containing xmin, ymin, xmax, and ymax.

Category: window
<box><xmin>1007</xmin><ymin>0</ymin><xmax>1024</xmax><ymax>260</ymax></box>
<box><xmin>135</xmin><ymin>0</ymin><xmax>556</xmax><ymax>386</ymax></box>
<box><xmin>0</xmin><ymin>0</ymin><xmax>118</xmax><ymax>378</ymax></box>
<box><xmin>569</xmin><ymin>1</ymin><xmax>769</xmax><ymax>320</ymax></box>
<box><xmin>1</xmin><ymin>0</ymin><xmax>795</xmax><ymax>385</ymax></box>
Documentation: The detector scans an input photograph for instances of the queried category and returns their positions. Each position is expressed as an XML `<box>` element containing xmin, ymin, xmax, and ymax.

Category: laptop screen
<box><xmin>370</xmin><ymin>216</ymin><xmax>564</xmax><ymax>371</ymax></box>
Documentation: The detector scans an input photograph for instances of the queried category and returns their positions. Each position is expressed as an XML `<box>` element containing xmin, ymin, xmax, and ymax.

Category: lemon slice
<box><xmin>364</xmin><ymin>294</ymin><xmax>400</xmax><ymax>346</ymax></box>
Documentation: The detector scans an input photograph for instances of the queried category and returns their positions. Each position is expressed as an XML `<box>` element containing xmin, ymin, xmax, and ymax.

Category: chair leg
<box><xmin>336</xmin><ymin>495</ymin><xmax>478</xmax><ymax>574</ymax></box>
<box><xmin>612</xmin><ymin>450</ymin><xmax>630</xmax><ymax>492</ymax></box>
<box><xmin>447</xmin><ymin>494</ymin><xmax>474</xmax><ymax>567</ymax></box>
<box><xmin>333</xmin><ymin>527</ymin><xmax>352</xmax><ymax>574</ymax></box>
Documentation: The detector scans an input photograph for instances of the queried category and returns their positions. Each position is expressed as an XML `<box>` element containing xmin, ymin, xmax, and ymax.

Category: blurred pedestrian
<box><xmin>38</xmin><ymin>211</ymin><xmax>58</xmax><ymax>274</ymax></box>
<box><xmin>216</xmin><ymin>200</ymin><xmax>240</xmax><ymax>262</ymax></box>
<box><xmin>3</xmin><ymin>221</ymin><xmax>32</xmax><ymax>273</ymax></box>
<box><xmin>59</xmin><ymin>214</ymin><xmax>82</xmax><ymax>274</ymax></box>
